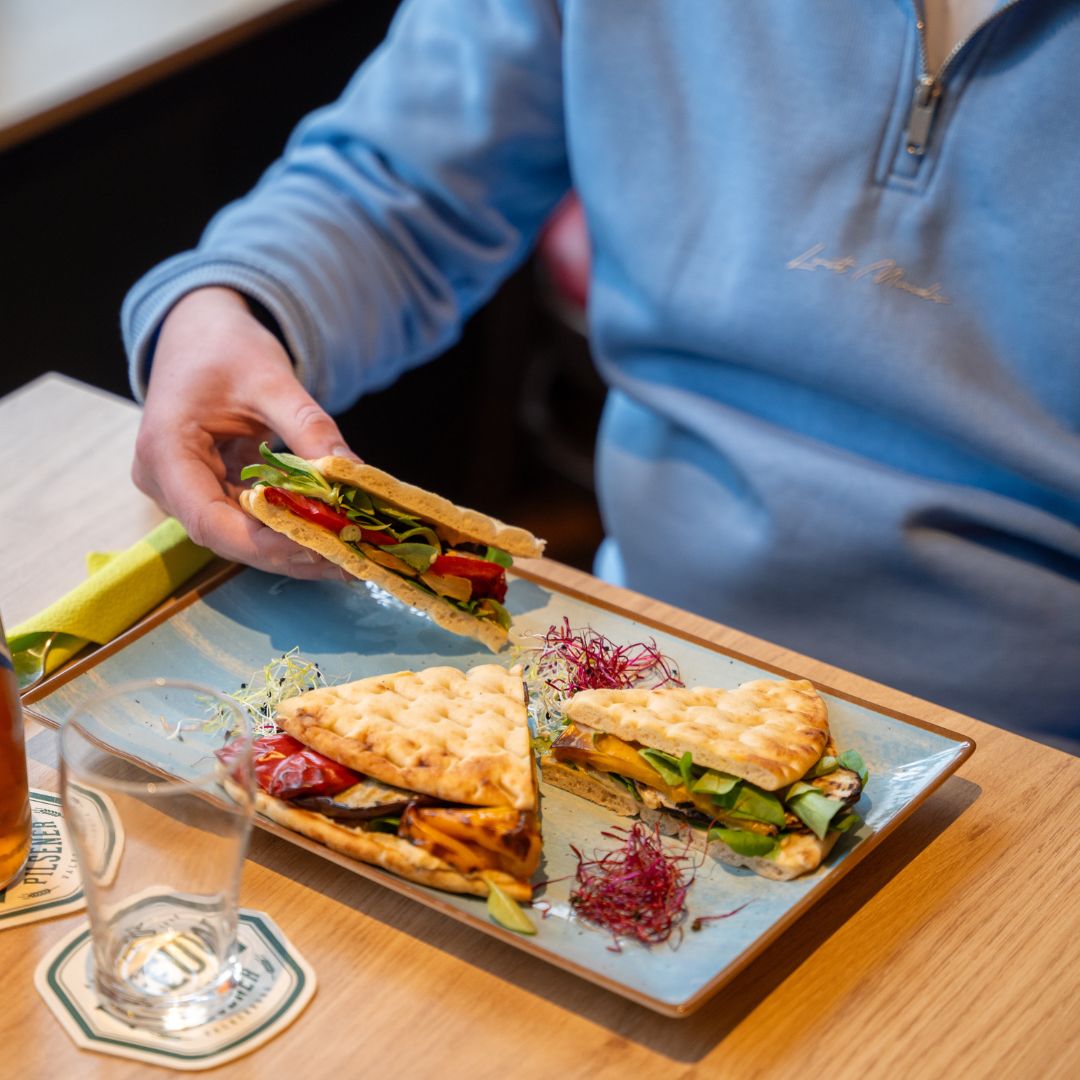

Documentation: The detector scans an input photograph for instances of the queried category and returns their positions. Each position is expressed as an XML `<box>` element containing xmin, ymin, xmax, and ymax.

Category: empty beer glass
<box><xmin>60</xmin><ymin>677</ymin><xmax>254</xmax><ymax>1031</ymax></box>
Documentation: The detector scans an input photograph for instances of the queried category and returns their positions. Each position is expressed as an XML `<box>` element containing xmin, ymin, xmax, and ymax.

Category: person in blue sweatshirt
<box><xmin>122</xmin><ymin>1</ymin><xmax>1080</xmax><ymax>754</ymax></box>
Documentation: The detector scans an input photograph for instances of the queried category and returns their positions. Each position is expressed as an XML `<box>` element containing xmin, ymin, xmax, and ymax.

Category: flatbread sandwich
<box><xmin>218</xmin><ymin>664</ymin><xmax>541</xmax><ymax>899</ymax></box>
<box><xmin>240</xmin><ymin>444</ymin><xmax>546</xmax><ymax>651</ymax></box>
<box><xmin>539</xmin><ymin>677</ymin><xmax>866</xmax><ymax>880</ymax></box>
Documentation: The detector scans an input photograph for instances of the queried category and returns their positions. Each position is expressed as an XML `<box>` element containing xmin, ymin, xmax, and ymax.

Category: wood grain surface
<box><xmin>1</xmin><ymin>374</ymin><xmax>1078</xmax><ymax>1079</ymax></box>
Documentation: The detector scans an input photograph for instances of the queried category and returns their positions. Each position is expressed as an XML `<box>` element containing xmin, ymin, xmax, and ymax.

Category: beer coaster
<box><xmin>35</xmin><ymin>909</ymin><xmax>316</xmax><ymax>1071</ymax></box>
<box><xmin>0</xmin><ymin>788</ymin><xmax>122</xmax><ymax>930</ymax></box>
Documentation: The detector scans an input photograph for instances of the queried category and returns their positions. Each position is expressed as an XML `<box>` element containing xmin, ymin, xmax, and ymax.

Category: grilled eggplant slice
<box><xmin>293</xmin><ymin>778</ymin><xmax>441</xmax><ymax>823</ymax></box>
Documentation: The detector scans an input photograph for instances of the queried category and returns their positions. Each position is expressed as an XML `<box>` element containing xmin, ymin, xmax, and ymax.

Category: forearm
<box><xmin>123</xmin><ymin>0</ymin><xmax>570</xmax><ymax>412</ymax></box>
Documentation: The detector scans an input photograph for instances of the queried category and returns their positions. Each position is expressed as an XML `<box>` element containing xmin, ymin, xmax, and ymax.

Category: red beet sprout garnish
<box><xmin>524</xmin><ymin>618</ymin><xmax>683</xmax><ymax>740</ymax></box>
<box><xmin>691</xmin><ymin>903</ymin><xmax>752</xmax><ymax>932</ymax></box>
<box><xmin>569</xmin><ymin>823</ymin><xmax>696</xmax><ymax>952</ymax></box>
<box><xmin>540</xmin><ymin>617</ymin><xmax>682</xmax><ymax>695</ymax></box>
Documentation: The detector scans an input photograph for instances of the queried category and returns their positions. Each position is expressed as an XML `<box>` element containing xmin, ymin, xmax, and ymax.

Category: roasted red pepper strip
<box><xmin>251</xmin><ymin>733</ymin><xmax>305</xmax><ymax>791</ymax></box>
<box><xmin>429</xmin><ymin>554</ymin><xmax>507</xmax><ymax>602</ymax></box>
<box><xmin>264</xmin><ymin>747</ymin><xmax>359</xmax><ymax>799</ymax></box>
<box><xmin>354</xmin><ymin>527</ymin><xmax>400</xmax><ymax>547</ymax></box>
<box><xmin>216</xmin><ymin>732</ymin><xmax>301</xmax><ymax>789</ymax></box>
<box><xmin>262</xmin><ymin>487</ymin><xmax>400</xmax><ymax>545</ymax></box>
<box><xmin>264</xmin><ymin>487</ymin><xmax>350</xmax><ymax>531</ymax></box>
<box><xmin>217</xmin><ymin>733</ymin><xmax>358</xmax><ymax>799</ymax></box>
<box><xmin>253</xmin><ymin>733</ymin><xmax>305</xmax><ymax>757</ymax></box>
<box><xmin>261</xmin><ymin>486</ymin><xmax>401</xmax><ymax>544</ymax></box>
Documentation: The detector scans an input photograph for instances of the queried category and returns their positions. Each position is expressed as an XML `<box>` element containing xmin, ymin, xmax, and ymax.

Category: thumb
<box><xmin>258</xmin><ymin>377</ymin><xmax>359</xmax><ymax>462</ymax></box>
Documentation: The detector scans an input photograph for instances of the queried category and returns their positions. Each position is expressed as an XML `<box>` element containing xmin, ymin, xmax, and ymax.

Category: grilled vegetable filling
<box><xmin>242</xmin><ymin>443</ymin><xmax>512</xmax><ymax>629</ymax></box>
<box><xmin>549</xmin><ymin>724</ymin><xmax>866</xmax><ymax>859</ymax></box>
<box><xmin>220</xmin><ymin>734</ymin><xmax>539</xmax><ymax>882</ymax></box>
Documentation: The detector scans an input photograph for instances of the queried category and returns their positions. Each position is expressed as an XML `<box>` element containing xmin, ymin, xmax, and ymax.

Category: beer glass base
<box><xmin>93</xmin><ymin>946</ymin><xmax>242</xmax><ymax>1032</ymax></box>
<box><xmin>0</xmin><ymin>846</ymin><xmax>30</xmax><ymax>892</ymax></box>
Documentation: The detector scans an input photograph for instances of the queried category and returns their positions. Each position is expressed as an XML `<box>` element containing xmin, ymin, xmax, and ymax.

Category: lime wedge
<box><xmin>486</xmin><ymin>879</ymin><xmax>536</xmax><ymax>935</ymax></box>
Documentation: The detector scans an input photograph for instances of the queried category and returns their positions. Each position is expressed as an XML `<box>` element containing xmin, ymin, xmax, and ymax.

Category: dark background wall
<box><xmin>0</xmin><ymin>0</ymin><xmax>603</xmax><ymax>568</ymax></box>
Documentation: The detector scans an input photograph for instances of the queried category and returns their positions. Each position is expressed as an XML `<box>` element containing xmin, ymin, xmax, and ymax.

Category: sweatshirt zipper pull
<box><xmin>905</xmin><ymin>75</ymin><xmax>941</xmax><ymax>156</ymax></box>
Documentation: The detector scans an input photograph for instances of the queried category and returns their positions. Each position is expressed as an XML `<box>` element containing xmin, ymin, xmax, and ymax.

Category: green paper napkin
<box><xmin>6</xmin><ymin>518</ymin><xmax>214</xmax><ymax>686</ymax></box>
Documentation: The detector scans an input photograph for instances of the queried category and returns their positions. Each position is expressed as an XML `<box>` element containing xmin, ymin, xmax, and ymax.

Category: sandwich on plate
<box><xmin>219</xmin><ymin>664</ymin><xmax>541</xmax><ymax>899</ymax></box>
<box><xmin>539</xmin><ymin>677</ymin><xmax>866</xmax><ymax>880</ymax></box>
<box><xmin>240</xmin><ymin>444</ymin><xmax>545</xmax><ymax>651</ymax></box>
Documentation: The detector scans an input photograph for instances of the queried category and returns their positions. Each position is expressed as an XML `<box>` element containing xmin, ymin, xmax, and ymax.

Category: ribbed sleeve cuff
<box><xmin>120</xmin><ymin>254</ymin><xmax>325</xmax><ymax>403</ymax></box>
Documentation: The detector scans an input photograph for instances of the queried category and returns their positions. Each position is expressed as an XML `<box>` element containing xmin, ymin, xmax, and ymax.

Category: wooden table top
<box><xmin>0</xmin><ymin>0</ymin><xmax>332</xmax><ymax>152</ymax></box>
<box><xmin>2</xmin><ymin>373</ymin><xmax>1078</xmax><ymax>1079</ymax></box>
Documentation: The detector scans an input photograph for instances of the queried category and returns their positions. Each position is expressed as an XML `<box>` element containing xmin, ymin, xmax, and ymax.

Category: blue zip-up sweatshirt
<box><xmin>123</xmin><ymin>0</ymin><xmax>1080</xmax><ymax>752</ymax></box>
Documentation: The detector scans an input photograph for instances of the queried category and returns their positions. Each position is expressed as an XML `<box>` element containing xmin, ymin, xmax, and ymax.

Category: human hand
<box><xmin>132</xmin><ymin>286</ymin><xmax>356</xmax><ymax>579</ymax></box>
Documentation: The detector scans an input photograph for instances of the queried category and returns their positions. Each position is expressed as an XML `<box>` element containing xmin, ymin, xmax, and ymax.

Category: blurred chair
<box><xmin>523</xmin><ymin>193</ymin><xmax>605</xmax><ymax>494</ymax></box>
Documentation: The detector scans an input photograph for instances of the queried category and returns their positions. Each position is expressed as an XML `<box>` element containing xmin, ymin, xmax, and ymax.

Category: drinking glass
<box><xmin>0</xmin><ymin>611</ymin><xmax>31</xmax><ymax>889</ymax></box>
<box><xmin>60</xmin><ymin>677</ymin><xmax>255</xmax><ymax>1031</ymax></box>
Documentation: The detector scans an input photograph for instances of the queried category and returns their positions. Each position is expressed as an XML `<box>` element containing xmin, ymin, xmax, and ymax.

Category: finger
<box><xmin>220</xmin><ymin>433</ymin><xmax>270</xmax><ymax>485</ymax></box>
<box><xmin>256</xmin><ymin>378</ymin><xmax>357</xmax><ymax>462</ymax></box>
<box><xmin>131</xmin><ymin>450</ymin><xmax>162</xmax><ymax>506</ymax></box>
<box><xmin>157</xmin><ymin>451</ymin><xmax>348</xmax><ymax>580</ymax></box>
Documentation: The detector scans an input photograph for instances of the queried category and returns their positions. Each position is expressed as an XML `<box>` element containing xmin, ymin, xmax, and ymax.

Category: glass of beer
<box><xmin>60</xmin><ymin>677</ymin><xmax>255</xmax><ymax>1031</ymax></box>
<box><xmin>0</xmin><ymin>612</ymin><xmax>32</xmax><ymax>890</ymax></box>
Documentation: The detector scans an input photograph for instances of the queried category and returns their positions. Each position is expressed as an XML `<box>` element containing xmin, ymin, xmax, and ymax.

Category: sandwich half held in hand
<box><xmin>540</xmin><ymin>678</ymin><xmax>867</xmax><ymax>881</ymax></box>
<box><xmin>219</xmin><ymin>664</ymin><xmax>541</xmax><ymax>899</ymax></box>
<box><xmin>240</xmin><ymin>444</ymin><xmax>546</xmax><ymax>651</ymax></box>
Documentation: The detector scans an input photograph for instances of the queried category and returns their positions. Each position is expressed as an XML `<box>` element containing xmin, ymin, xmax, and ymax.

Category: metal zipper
<box><xmin>905</xmin><ymin>0</ymin><xmax>1027</xmax><ymax>157</ymax></box>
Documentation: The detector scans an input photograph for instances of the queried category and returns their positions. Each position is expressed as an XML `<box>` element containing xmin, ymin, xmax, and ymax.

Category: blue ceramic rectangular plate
<box><xmin>26</xmin><ymin>566</ymin><xmax>973</xmax><ymax>1016</ymax></box>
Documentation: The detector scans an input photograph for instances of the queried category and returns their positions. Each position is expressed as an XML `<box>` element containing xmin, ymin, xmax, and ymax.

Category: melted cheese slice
<box><xmin>551</xmin><ymin>724</ymin><xmax>713</xmax><ymax>811</ymax></box>
<box><xmin>550</xmin><ymin>724</ymin><xmax>776</xmax><ymax>834</ymax></box>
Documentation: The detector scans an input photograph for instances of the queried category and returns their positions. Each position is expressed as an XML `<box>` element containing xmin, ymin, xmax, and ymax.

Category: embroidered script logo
<box><xmin>787</xmin><ymin>242</ymin><xmax>951</xmax><ymax>304</ymax></box>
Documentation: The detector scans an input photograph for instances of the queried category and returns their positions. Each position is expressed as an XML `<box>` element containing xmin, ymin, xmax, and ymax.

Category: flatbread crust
<box><xmin>224</xmin><ymin>776</ymin><xmax>530</xmax><ymax>900</ymax></box>
<box><xmin>640</xmin><ymin>807</ymin><xmax>839</xmax><ymax>881</ymax></box>
<box><xmin>566</xmin><ymin>678</ymin><xmax>830</xmax><ymax>790</ymax></box>
<box><xmin>241</xmin><ymin>487</ymin><xmax>508</xmax><ymax>652</ymax></box>
<box><xmin>314</xmin><ymin>456</ymin><xmax>546</xmax><ymax>558</ymax></box>
<box><xmin>276</xmin><ymin>665</ymin><xmax>536</xmax><ymax>811</ymax></box>
<box><xmin>539</xmin><ymin>756</ymin><xmax>640</xmax><ymax>816</ymax></box>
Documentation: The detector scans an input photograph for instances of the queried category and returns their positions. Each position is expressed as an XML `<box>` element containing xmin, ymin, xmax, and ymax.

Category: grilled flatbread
<box><xmin>241</xmin><ymin>452</ymin><xmax>545</xmax><ymax>653</ymax></box>
<box><xmin>565</xmin><ymin>677</ymin><xmax>829</xmax><ymax>790</ymax></box>
<box><xmin>241</xmin><ymin>487</ymin><xmax>511</xmax><ymax>652</ymax></box>
<box><xmin>540</xmin><ymin>758</ymin><xmax>640</xmax><ymax>816</ymax></box>
<box><xmin>315</xmin><ymin>457</ymin><xmax>544</xmax><ymax>558</ymax></box>
<box><xmin>276</xmin><ymin>665</ymin><xmax>535</xmax><ymax>811</ymax></box>
<box><xmin>544</xmin><ymin>680</ymin><xmax>861</xmax><ymax>881</ymax></box>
